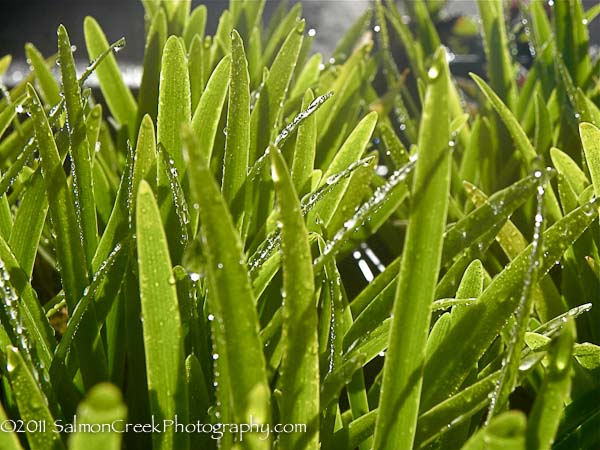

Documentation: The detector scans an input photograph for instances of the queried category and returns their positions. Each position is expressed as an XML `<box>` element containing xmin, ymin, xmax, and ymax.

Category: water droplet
<box><xmin>189</xmin><ymin>272</ymin><xmax>201</xmax><ymax>282</ymax></box>
<box><xmin>373</xmin><ymin>25</ymin><xmax>381</xmax><ymax>33</ymax></box>
<box><xmin>212</xmin><ymin>353</ymin><xmax>219</xmax><ymax>360</ymax></box>
<box><xmin>207</xmin><ymin>314</ymin><xmax>215</xmax><ymax>321</ymax></box>
<box><xmin>428</xmin><ymin>65</ymin><xmax>440</xmax><ymax>80</ymax></box>
<box><xmin>582</xmin><ymin>202</ymin><xmax>596</xmax><ymax>216</ymax></box>
<box><xmin>308</xmin><ymin>28</ymin><xmax>316</xmax><ymax>37</ymax></box>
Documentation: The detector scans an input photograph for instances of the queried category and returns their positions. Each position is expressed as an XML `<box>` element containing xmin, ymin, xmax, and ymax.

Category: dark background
<box><xmin>0</xmin><ymin>0</ymin><xmax>371</xmax><ymax>63</ymax></box>
<box><xmin>1</xmin><ymin>0</ymin><xmax>598</xmax><ymax>87</ymax></box>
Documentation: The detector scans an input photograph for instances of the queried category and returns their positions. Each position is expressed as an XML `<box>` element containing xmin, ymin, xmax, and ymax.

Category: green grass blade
<box><xmin>185</xmin><ymin>354</ymin><xmax>210</xmax><ymax>450</ymax></box>
<box><xmin>416</xmin><ymin>370</ymin><xmax>499</xmax><ymax>447</ymax></box>
<box><xmin>182</xmin><ymin>129</ymin><xmax>270</xmax><ymax>445</ymax></box>
<box><xmin>68</xmin><ymin>383</ymin><xmax>127</xmax><ymax>450</ymax></box>
<box><xmin>0</xmin><ymin>193</ymin><xmax>10</xmax><ymax>239</ymax></box>
<box><xmin>5</xmin><ymin>346</ymin><xmax>65</xmax><ymax>450</ymax></box>
<box><xmin>0</xmin><ymin>97</ymin><xmax>19</xmax><ymax>141</ymax></box>
<box><xmin>157</xmin><ymin>36</ymin><xmax>191</xmax><ymax>180</ymax></box>
<box><xmin>551</xmin><ymin>147</ymin><xmax>589</xmax><ymax>196</ymax></box>
<box><xmin>190</xmin><ymin>56</ymin><xmax>230</xmax><ymax>166</ymax></box>
<box><xmin>49</xmin><ymin>241</ymin><xmax>127</xmax><ymax>393</ymax></box>
<box><xmin>93</xmin><ymin>116</ymin><xmax>155</xmax><ymax>270</ymax></box>
<box><xmin>476</xmin><ymin>0</ymin><xmax>517</xmax><ymax>110</ymax></box>
<box><xmin>271</xmin><ymin>145</ymin><xmax>319</xmax><ymax>450</ymax></box>
<box><xmin>262</xmin><ymin>3</ymin><xmax>302</xmax><ymax>68</ymax></box>
<box><xmin>222</xmin><ymin>30</ymin><xmax>250</xmax><ymax>223</ymax></box>
<box><xmin>188</xmin><ymin>35</ymin><xmax>205</xmax><ymax>112</ymax></box>
<box><xmin>249</xmin><ymin>19</ymin><xmax>305</xmax><ymax>163</ymax></box>
<box><xmin>0</xmin><ymin>235</ymin><xmax>55</xmax><ymax>370</ymax></box>
<box><xmin>157</xmin><ymin>144</ymin><xmax>191</xmax><ymax>249</ymax></box>
<box><xmin>0</xmin><ymin>400</ymin><xmax>23</xmax><ymax>450</ymax></box>
<box><xmin>373</xmin><ymin>47</ymin><xmax>451</xmax><ymax>450</ymax></box>
<box><xmin>8</xmin><ymin>175</ymin><xmax>48</xmax><ymax>278</ymax></box>
<box><xmin>580</xmin><ymin>122</ymin><xmax>600</xmax><ymax>197</ymax></box>
<box><xmin>461</xmin><ymin>411</ymin><xmax>527</xmax><ymax>450</ymax></box>
<box><xmin>27</xmin><ymin>84</ymin><xmax>107</xmax><ymax>387</ymax></box>
<box><xmin>421</xmin><ymin>197</ymin><xmax>600</xmax><ymax>410</ymax></box>
<box><xmin>183</xmin><ymin>5</ymin><xmax>207</xmax><ymax>49</ymax></box>
<box><xmin>486</xmin><ymin>170</ymin><xmax>548</xmax><ymax>421</ymax></box>
<box><xmin>136</xmin><ymin>181</ymin><xmax>189</xmax><ymax>450</ymax></box>
<box><xmin>309</xmin><ymin>111</ymin><xmax>378</xmax><ymax>228</ymax></box>
<box><xmin>137</xmin><ymin>8</ymin><xmax>167</xmax><ymax>127</ymax></box>
<box><xmin>290</xmin><ymin>89</ymin><xmax>317</xmax><ymax>197</ymax></box>
<box><xmin>464</xmin><ymin>181</ymin><xmax>566</xmax><ymax>321</ymax></box>
<box><xmin>471</xmin><ymin>73</ymin><xmax>537</xmax><ymax>163</ymax></box>
<box><xmin>58</xmin><ymin>25</ymin><xmax>98</xmax><ymax>269</ymax></box>
<box><xmin>84</xmin><ymin>17</ymin><xmax>137</xmax><ymax>131</ymax></box>
<box><xmin>526</xmin><ymin>318</ymin><xmax>575</xmax><ymax>450</ymax></box>
<box><xmin>25</xmin><ymin>44</ymin><xmax>60</xmax><ymax>106</ymax></box>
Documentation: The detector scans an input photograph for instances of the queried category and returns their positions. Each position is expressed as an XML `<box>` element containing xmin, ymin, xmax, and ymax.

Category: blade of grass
<box><xmin>84</xmin><ymin>17</ymin><xmax>137</xmax><ymax>132</ymax></box>
<box><xmin>249</xmin><ymin>19</ymin><xmax>305</xmax><ymax>163</ymax></box>
<box><xmin>476</xmin><ymin>0</ymin><xmax>517</xmax><ymax>110</ymax></box>
<box><xmin>28</xmin><ymin>84</ymin><xmax>107</xmax><ymax>387</ymax></box>
<box><xmin>188</xmin><ymin>35</ymin><xmax>205</xmax><ymax>112</ymax></box>
<box><xmin>580</xmin><ymin>122</ymin><xmax>600</xmax><ymax>197</ymax></box>
<box><xmin>183</xmin><ymin>5</ymin><xmax>207</xmax><ymax>49</ymax></box>
<box><xmin>271</xmin><ymin>145</ymin><xmax>319</xmax><ymax>450</ymax></box>
<box><xmin>222</xmin><ymin>30</ymin><xmax>250</xmax><ymax>225</ymax></box>
<box><xmin>461</xmin><ymin>411</ymin><xmax>526</xmax><ymax>450</ymax></box>
<box><xmin>190</xmin><ymin>56</ymin><xmax>230</xmax><ymax>166</ymax></box>
<box><xmin>182</xmin><ymin>128</ymin><xmax>270</xmax><ymax>447</ymax></box>
<box><xmin>526</xmin><ymin>318</ymin><xmax>575</xmax><ymax>450</ymax></box>
<box><xmin>486</xmin><ymin>168</ymin><xmax>548</xmax><ymax>422</ymax></box>
<box><xmin>157</xmin><ymin>35</ymin><xmax>191</xmax><ymax>180</ymax></box>
<box><xmin>58</xmin><ymin>25</ymin><xmax>98</xmax><ymax>269</ymax></box>
<box><xmin>309</xmin><ymin>111</ymin><xmax>378</xmax><ymax>228</ymax></box>
<box><xmin>290</xmin><ymin>89</ymin><xmax>317</xmax><ymax>197</ymax></box>
<box><xmin>137</xmin><ymin>8</ymin><xmax>167</xmax><ymax>127</ymax></box>
<box><xmin>68</xmin><ymin>383</ymin><xmax>127</xmax><ymax>450</ymax></box>
<box><xmin>0</xmin><ymin>400</ymin><xmax>23</xmax><ymax>450</ymax></box>
<box><xmin>472</xmin><ymin>73</ymin><xmax>562</xmax><ymax>220</ymax></box>
<box><xmin>24</xmin><ymin>44</ymin><xmax>60</xmax><ymax>106</ymax></box>
<box><xmin>136</xmin><ymin>181</ymin><xmax>189</xmax><ymax>450</ymax></box>
<box><xmin>373</xmin><ymin>47</ymin><xmax>451</xmax><ymax>450</ymax></box>
<box><xmin>0</xmin><ymin>235</ymin><xmax>55</xmax><ymax>371</ymax></box>
<box><xmin>8</xmin><ymin>175</ymin><xmax>48</xmax><ymax>278</ymax></box>
<box><xmin>421</xmin><ymin>197</ymin><xmax>600</xmax><ymax>410</ymax></box>
<box><xmin>5</xmin><ymin>346</ymin><xmax>65</xmax><ymax>450</ymax></box>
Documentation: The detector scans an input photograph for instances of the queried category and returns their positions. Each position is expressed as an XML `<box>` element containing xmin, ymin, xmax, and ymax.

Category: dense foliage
<box><xmin>0</xmin><ymin>0</ymin><xmax>599</xmax><ymax>449</ymax></box>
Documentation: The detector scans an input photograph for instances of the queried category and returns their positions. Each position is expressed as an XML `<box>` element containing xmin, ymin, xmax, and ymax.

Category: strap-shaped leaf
<box><xmin>84</xmin><ymin>17</ymin><xmax>137</xmax><ymax>131</ymax></box>
<box><xmin>136</xmin><ymin>181</ymin><xmax>189</xmax><ymax>450</ymax></box>
<box><xmin>6</xmin><ymin>347</ymin><xmax>65</xmax><ymax>450</ymax></box>
<box><xmin>374</xmin><ymin>47</ymin><xmax>451</xmax><ymax>450</ymax></box>
<box><xmin>182</xmin><ymin>129</ymin><xmax>270</xmax><ymax>447</ymax></box>
<box><xmin>271</xmin><ymin>145</ymin><xmax>319</xmax><ymax>450</ymax></box>
<box><xmin>222</xmin><ymin>30</ymin><xmax>250</xmax><ymax>223</ymax></box>
<box><xmin>157</xmin><ymin>35</ymin><xmax>191</xmax><ymax>180</ymax></box>
<box><xmin>28</xmin><ymin>85</ymin><xmax>107</xmax><ymax>387</ymax></box>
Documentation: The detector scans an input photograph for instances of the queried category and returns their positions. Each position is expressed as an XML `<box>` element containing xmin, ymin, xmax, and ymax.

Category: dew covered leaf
<box><xmin>136</xmin><ymin>181</ymin><xmax>189</xmax><ymax>450</ymax></box>
<box><xmin>374</xmin><ymin>47</ymin><xmax>451</xmax><ymax>450</ymax></box>
<box><xmin>182</xmin><ymin>128</ymin><xmax>270</xmax><ymax>448</ymax></box>
<box><xmin>84</xmin><ymin>17</ymin><xmax>137</xmax><ymax>131</ymax></box>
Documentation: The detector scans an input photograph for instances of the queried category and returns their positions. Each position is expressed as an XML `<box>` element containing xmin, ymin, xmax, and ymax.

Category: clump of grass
<box><xmin>0</xmin><ymin>0</ymin><xmax>599</xmax><ymax>449</ymax></box>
